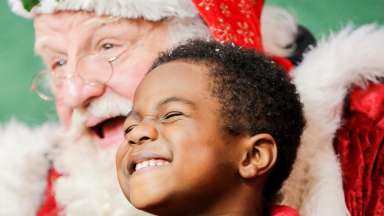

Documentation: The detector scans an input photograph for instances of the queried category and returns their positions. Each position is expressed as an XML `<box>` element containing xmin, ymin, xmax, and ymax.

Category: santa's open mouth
<box><xmin>89</xmin><ymin>115</ymin><xmax>126</xmax><ymax>147</ymax></box>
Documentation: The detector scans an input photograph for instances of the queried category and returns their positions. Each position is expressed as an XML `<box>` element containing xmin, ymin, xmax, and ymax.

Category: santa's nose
<box><xmin>55</xmin><ymin>76</ymin><xmax>106</xmax><ymax>109</ymax></box>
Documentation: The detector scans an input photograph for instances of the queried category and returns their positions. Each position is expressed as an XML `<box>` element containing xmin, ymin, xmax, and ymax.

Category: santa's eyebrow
<box><xmin>34</xmin><ymin>18</ymin><xmax>124</xmax><ymax>55</ymax></box>
<box><xmin>157</xmin><ymin>96</ymin><xmax>196</xmax><ymax>109</ymax></box>
<box><xmin>34</xmin><ymin>39</ymin><xmax>66</xmax><ymax>56</ymax></box>
<box><xmin>83</xmin><ymin>16</ymin><xmax>124</xmax><ymax>30</ymax></box>
<box><xmin>34</xmin><ymin>37</ymin><xmax>50</xmax><ymax>54</ymax></box>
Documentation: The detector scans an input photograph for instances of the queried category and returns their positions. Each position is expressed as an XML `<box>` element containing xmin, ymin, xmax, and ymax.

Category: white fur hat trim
<box><xmin>8</xmin><ymin>0</ymin><xmax>199</xmax><ymax>21</ymax></box>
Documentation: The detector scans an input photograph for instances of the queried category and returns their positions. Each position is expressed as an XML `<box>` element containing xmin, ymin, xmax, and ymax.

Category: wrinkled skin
<box><xmin>34</xmin><ymin>11</ymin><xmax>169</xmax><ymax>147</ymax></box>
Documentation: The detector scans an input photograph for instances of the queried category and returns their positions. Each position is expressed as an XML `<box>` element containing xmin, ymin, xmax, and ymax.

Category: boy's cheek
<box><xmin>116</xmin><ymin>143</ymin><xmax>126</xmax><ymax>166</ymax></box>
<box><xmin>125</xmin><ymin>172</ymin><xmax>173</xmax><ymax>211</ymax></box>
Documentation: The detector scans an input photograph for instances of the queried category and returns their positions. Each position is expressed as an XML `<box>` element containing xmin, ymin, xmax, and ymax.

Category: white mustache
<box><xmin>67</xmin><ymin>91</ymin><xmax>132</xmax><ymax>139</ymax></box>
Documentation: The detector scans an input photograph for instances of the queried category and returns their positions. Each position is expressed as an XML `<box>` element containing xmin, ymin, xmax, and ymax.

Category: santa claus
<box><xmin>3</xmin><ymin>0</ymin><xmax>312</xmax><ymax>215</ymax></box>
<box><xmin>2</xmin><ymin>0</ymin><xmax>383</xmax><ymax>215</ymax></box>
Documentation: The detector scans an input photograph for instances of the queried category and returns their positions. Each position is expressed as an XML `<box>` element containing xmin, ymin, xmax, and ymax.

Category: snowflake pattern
<box><xmin>198</xmin><ymin>0</ymin><xmax>215</xmax><ymax>11</ymax></box>
<box><xmin>236</xmin><ymin>22</ymin><xmax>255</xmax><ymax>45</ymax></box>
<box><xmin>219</xmin><ymin>3</ymin><xmax>231</xmax><ymax>17</ymax></box>
<box><xmin>211</xmin><ymin>18</ymin><xmax>235</xmax><ymax>42</ymax></box>
<box><xmin>238</xmin><ymin>0</ymin><xmax>252</xmax><ymax>18</ymax></box>
<box><xmin>193</xmin><ymin>0</ymin><xmax>262</xmax><ymax>49</ymax></box>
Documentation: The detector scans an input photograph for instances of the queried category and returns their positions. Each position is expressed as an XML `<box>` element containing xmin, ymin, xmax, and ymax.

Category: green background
<box><xmin>1</xmin><ymin>0</ymin><xmax>383</xmax><ymax>125</ymax></box>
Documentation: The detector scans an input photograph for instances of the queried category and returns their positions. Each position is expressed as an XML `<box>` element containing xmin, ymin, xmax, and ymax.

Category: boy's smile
<box><xmin>116</xmin><ymin>61</ymin><xmax>244</xmax><ymax>214</ymax></box>
<box><xmin>128</xmin><ymin>150</ymin><xmax>172</xmax><ymax>175</ymax></box>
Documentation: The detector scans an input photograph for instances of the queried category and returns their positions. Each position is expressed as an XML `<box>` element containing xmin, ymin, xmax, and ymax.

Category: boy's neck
<box><xmin>198</xmin><ymin>188</ymin><xmax>263</xmax><ymax>216</ymax></box>
<box><xmin>158</xmin><ymin>185</ymin><xmax>264</xmax><ymax>216</ymax></box>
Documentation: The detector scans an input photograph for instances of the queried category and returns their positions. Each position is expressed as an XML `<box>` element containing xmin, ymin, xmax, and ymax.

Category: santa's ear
<box><xmin>238</xmin><ymin>133</ymin><xmax>277</xmax><ymax>179</ymax></box>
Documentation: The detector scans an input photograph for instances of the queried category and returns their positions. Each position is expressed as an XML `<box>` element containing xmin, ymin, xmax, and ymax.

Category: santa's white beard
<box><xmin>52</xmin><ymin>91</ymin><xmax>148</xmax><ymax>215</ymax></box>
<box><xmin>67</xmin><ymin>91</ymin><xmax>133</xmax><ymax>140</ymax></box>
<box><xmin>52</xmin><ymin>134</ymin><xmax>147</xmax><ymax>215</ymax></box>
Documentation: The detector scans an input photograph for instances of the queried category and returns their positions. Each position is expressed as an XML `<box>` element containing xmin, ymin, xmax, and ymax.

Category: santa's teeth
<box><xmin>134</xmin><ymin>159</ymin><xmax>169</xmax><ymax>172</ymax></box>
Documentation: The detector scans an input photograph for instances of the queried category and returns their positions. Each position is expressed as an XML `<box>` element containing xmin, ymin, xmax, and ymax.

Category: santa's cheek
<box><xmin>110</xmin><ymin>69</ymin><xmax>147</xmax><ymax>99</ymax></box>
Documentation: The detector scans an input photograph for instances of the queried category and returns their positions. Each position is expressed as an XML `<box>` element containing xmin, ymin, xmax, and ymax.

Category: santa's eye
<box><xmin>101</xmin><ymin>43</ymin><xmax>115</xmax><ymax>50</ymax></box>
<box><xmin>98</xmin><ymin>42</ymin><xmax>125</xmax><ymax>60</ymax></box>
<box><xmin>51</xmin><ymin>59</ymin><xmax>67</xmax><ymax>71</ymax></box>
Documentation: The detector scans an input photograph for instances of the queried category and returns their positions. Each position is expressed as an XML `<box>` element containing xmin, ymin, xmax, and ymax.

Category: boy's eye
<box><xmin>124</xmin><ymin>124</ymin><xmax>137</xmax><ymax>135</ymax></box>
<box><xmin>161</xmin><ymin>111</ymin><xmax>183</xmax><ymax>121</ymax></box>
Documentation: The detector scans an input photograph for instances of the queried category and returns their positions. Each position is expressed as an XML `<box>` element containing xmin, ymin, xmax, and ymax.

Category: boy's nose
<box><xmin>127</xmin><ymin>122</ymin><xmax>159</xmax><ymax>145</ymax></box>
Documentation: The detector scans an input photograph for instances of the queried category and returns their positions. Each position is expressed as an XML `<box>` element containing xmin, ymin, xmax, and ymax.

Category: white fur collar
<box><xmin>0</xmin><ymin>120</ymin><xmax>59</xmax><ymax>215</ymax></box>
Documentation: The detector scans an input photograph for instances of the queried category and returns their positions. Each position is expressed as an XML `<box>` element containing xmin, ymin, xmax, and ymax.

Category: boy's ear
<box><xmin>238</xmin><ymin>133</ymin><xmax>277</xmax><ymax>179</ymax></box>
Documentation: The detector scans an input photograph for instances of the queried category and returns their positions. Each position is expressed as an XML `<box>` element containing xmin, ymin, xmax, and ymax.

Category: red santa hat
<box><xmin>9</xmin><ymin>0</ymin><xmax>310</xmax><ymax>71</ymax></box>
<box><xmin>8</xmin><ymin>0</ymin><xmax>198</xmax><ymax>20</ymax></box>
<box><xmin>192</xmin><ymin>0</ymin><xmax>294</xmax><ymax>71</ymax></box>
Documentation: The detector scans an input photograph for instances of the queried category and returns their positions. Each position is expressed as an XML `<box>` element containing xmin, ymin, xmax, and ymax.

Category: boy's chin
<box><xmin>127</xmin><ymin>177</ymin><xmax>183</xmax><ymax>214</ymax></box>
<box><xmin>127</xmin><ymin>165</ymin><xmax>174</xmax><ymax>208</ymax></box>
<box><xmin>128</xmin><ymin>189</ymin><xmax>170</xmax><ymax>214</ymax></box>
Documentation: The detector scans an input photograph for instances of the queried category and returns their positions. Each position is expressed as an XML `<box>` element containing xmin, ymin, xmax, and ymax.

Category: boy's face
<box><xmin>116</xmin><ymin>61</ymin><xmax>244</xmax><ymax>214</ymax></box>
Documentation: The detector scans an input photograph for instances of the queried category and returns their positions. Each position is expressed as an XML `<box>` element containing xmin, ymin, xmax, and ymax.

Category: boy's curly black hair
<box><xmin>150</xmin><ymin>40</ymin><xmax>305</xmax><ymax>207</ymax></box>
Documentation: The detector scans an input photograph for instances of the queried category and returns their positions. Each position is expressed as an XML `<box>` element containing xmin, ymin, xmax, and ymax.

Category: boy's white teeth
<box><xmin>135</xmin><ymin>159</ymin><xmax>170</xmax><ymax>171</ymax></box>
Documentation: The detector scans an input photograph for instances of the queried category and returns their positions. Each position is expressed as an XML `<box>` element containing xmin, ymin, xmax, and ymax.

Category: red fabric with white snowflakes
<box><xmin>192</xmin><ymin>0</ymin><xmax>293</xmax><ymax>72</ymax></box>
<box><xmin>192</xmin><ymin>0</ymin><xmax>264</xmax><ymax>51</ymax></box>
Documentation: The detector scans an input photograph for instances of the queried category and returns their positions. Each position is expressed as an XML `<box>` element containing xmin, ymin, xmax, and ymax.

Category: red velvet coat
<box><xmin>335</xmin><ymin>83</ymin><xmax>384</xmax><ymax>216</ymax></box>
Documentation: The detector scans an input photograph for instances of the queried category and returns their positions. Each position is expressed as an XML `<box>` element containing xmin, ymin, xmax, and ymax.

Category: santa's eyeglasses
<box><xmin>31</xmin><ymin>48</ymin><xmax>128</xmax><ymax>101</ymax></box>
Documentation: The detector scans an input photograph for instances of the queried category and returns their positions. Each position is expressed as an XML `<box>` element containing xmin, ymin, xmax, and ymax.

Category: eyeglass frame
<box><xmin>31</xmin><ymin>47</ymin><xmax>129</xmax><ymax>101</ymax></box>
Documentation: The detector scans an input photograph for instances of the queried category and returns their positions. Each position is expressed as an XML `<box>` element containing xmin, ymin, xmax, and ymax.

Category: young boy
<box><xmin>116</xmin><ymin>40</ymin><xmax>305</xmax><ymax>216</ymax></box>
